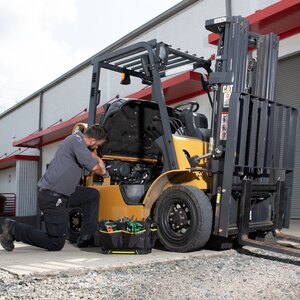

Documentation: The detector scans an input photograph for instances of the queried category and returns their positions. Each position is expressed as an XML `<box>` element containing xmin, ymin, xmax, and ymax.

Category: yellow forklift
<box><xmin>69</xmin><ymin>16</ymin><xmax>300</xmax><ymax>256</ymax></box>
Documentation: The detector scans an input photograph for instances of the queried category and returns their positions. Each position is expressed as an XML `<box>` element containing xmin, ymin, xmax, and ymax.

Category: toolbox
<box><xmin>94</xmin><ymin>218</ymin><xmax>157</xmax><ymax>254</ymax></box>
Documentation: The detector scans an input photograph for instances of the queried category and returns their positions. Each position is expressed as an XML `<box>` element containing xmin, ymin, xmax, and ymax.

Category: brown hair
<box><xmin>84</xmin><ymin>124</ymin><xmax>108</xmax><ymax>142</ymax></box>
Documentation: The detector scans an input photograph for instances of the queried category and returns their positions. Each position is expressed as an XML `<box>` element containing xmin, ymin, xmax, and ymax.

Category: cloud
<box><xmin>0</xmin><ymin>0</ymin><xmax>89</xmax><ymax>112</ymax></box>
<box><xmin>0</xmin><ymin>0</ymin><xmax>181</xmax><ymax>114</ymax></box>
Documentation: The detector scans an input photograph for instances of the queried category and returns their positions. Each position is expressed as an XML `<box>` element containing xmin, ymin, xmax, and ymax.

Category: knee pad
<box><xmin>47</xmin><ymin>237</ymin><xmax>66</xmax><ymax>251</ymax></box>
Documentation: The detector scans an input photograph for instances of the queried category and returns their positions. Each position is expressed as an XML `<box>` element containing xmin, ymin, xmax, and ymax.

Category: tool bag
<box><xmin>94</xmin><ymin>218</ymin><xmax>157</xmax><ymax>254</ymax></box>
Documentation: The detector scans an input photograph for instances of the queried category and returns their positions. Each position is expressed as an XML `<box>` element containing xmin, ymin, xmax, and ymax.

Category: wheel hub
<box><xmin>169</xmin><ymin>203</ymin><xmax>190</xmax><ymax>233</ymax></box>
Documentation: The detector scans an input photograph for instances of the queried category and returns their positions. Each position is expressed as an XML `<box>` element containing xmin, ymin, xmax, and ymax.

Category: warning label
<box><xmin>220</xmin><ymin>112</ymin><xmax>229</xmax><ymax>140</ymax></box>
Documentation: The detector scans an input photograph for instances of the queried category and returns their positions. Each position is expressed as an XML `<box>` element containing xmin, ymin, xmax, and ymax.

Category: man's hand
<box><xmin>92</xmin><ymin>163</ymin><xmax>109</xmax><ymax>177</ymax></box>
<box><xmin>101</xmin><ymin>170</ymin><xmax>109</xmax><ymax>178</ymax></box>
<box><xmin>91</xmin><ymin>152</ymin><xmax>108</xmax><ymax>177</ymax></box>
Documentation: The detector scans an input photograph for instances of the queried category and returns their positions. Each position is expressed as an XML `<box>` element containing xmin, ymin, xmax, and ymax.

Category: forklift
<box><xmin>69</xmin><ymin>16</ymin><xmax>300</xmax><ymax>257</ymax></box>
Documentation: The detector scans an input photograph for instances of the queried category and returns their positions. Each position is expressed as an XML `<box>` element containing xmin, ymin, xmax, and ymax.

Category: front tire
<box><xmin>154</xmin><ymin>185</ymin><xmax>212</xmax><ymax>252</ymax></box>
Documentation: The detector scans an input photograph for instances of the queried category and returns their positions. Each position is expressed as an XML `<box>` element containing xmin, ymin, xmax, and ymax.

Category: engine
<box><xmin>105</xmin><ymin>160</ymin><xmax>162</xmax><ymax>184</ymax></box>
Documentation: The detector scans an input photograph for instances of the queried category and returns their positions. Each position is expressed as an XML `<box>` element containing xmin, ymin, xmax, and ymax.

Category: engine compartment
<box><xmin>105</xmin><ymin>160</ymin><xmax>163</xmax><ymax>185</ymax></box>
<box><xmin>95</xmin><ymin>98</ymin><xmax>209</xmax><ymax>202</ymax></box>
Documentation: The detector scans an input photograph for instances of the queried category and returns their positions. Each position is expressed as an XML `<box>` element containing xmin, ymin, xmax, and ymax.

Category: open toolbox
<box><xmin>94</xmin><ymin>218</ymin><xmax>157</xmax><ymax>254</ymax></box>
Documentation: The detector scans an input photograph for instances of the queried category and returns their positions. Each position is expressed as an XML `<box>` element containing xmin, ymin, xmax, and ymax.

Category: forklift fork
<box><xmin>238</xmin><ymin>179</ymin><xmax>300</xmax><ymax>258</ymax></box>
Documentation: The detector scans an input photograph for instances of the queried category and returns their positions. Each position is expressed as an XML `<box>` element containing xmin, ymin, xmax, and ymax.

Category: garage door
<box><xmin>276</xmin><ymin>54</ymin><xmax>300</xmax><ymax>219</ymax></box>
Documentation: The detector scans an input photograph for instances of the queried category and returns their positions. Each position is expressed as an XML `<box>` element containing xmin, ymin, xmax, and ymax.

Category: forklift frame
<box><xmin>88</xmin><ymin>39</ymin><xmax>212</xmax><ymax>173</ymax></box>
<box><xmin>84</xmin><ymin>15</ymin><xmax>300</xmax><ymax>257</ymax></box>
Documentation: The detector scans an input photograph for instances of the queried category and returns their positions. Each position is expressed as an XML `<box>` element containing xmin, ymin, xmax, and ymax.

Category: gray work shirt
<box><xmin>38</xmin><ymin>131</ymin><xmax>98</xmax><ymax>196</ymax></box>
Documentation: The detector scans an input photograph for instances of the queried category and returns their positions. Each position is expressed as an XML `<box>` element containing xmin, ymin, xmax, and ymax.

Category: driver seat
<box><xmin>181</xmin><ymin>109</ymin><xmax>211</xmax><ymax>141</ymax></box>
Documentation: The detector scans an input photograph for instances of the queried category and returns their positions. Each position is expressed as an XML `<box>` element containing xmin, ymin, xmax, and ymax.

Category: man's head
<box><xmin>83</xmin><ymin>125</ymin><xmax>108</xmax><ymax>150</ymax></box>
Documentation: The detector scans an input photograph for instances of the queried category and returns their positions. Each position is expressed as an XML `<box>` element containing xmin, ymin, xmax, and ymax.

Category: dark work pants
<box><xmin>14</xmin><ymin>186</ymin><xmax>99</xmax><ymax>251</ymax></box>
<box><xmin>69</xmin><ymin>186</ymin><xmax>99</xmax><ymax>236</ymax></box>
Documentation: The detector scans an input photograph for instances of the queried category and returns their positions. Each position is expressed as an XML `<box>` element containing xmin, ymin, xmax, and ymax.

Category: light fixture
<box><xmin>156</xmin><ymin>43</ymin><xmax>169</xmax><ymax>64</ymax></box>
<box><xmin>120</xmin><ymin>72</ymin><xmax>131</xmax><ymax>85</ymax></box>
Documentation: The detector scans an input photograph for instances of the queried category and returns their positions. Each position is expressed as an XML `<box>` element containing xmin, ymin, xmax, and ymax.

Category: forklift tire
<box><xmin>68</xmin><ymin>207</ymin><xmax>83</xmax><ymax>244</ymax></box>
<box><xmin>154</xmin><ymin>185</ymin><xmax>212</xmax><ymax>252</ymax></box>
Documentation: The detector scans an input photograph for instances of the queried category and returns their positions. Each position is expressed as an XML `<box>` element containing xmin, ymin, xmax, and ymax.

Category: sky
<box><xmin>0</xmin><ymin>0</ymin><xmax>182</xmax><ymax>114</ymax></box>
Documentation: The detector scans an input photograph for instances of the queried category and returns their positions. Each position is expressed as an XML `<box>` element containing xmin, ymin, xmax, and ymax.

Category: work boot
<box><xmin>76</xmin><ymin>234</ymin><xmax>95</xmax><ymax>248</ymax></box>
<box><xmin>0</xmin><ymin>218</ymin><xmax>16</xmax><ymax>251</ymax></box>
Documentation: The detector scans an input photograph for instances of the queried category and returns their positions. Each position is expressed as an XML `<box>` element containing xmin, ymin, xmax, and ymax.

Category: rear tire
<box><xmin>154</xmin><ymin>185</ymin><xmax>212</xmax><ymax>252</ymax></box>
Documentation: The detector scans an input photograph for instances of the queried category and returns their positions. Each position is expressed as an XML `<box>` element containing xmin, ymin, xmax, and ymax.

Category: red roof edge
<box><xmin>127</xmin><ymin>71</ymin><xmax>200</xmax><ymax>99</ymax></box>
<box><xmin>13</xmin><ymin>112</ymin><xmax>88</xmax><ymax>148</ymax></box>
<box><xmin>208</xmin><ymin>0</ymin><xmax>300</xmax><ymax>45</ymax></box>
<box><xmin>0</xmin><ymin>155</ymin><xmax>39</xmax><ymax>171</ymax></box>
<box><xmin>13</xmin><ymin>107</ymin><xmax>104</xmax><ymax>148</ymax></box>
<box><xmin>278</xmin><ymin>25</ymin><xmax>300</xmax><ymax>40</ymax></box>
<box><xmin>128</xmin><ymin>71</ymin><xmax>205</xmax><ymax>104</ymax></box>
<box><xmin>13</xmin><ymin>71</ymin><xmax>206</xmax><ymax>148</ymax></box>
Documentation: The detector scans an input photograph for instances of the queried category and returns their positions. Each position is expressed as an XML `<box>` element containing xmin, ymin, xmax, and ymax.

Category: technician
<box><xmin>0</xmin><ymin>124</ymin><xmax>108</xmax><ymax>251</ymax></box>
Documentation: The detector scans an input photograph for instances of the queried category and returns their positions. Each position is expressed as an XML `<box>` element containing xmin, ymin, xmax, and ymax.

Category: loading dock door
<box><xmin>276</xmin><ymin>54</ymin><xmax>300</xmax><ymax>218</ymax></box>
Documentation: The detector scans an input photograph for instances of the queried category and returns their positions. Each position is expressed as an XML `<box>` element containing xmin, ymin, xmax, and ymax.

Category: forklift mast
<box><xmin>206</xmin><ymin>16</ymin><xmax>298</xmax><ymax>240</ymax></box>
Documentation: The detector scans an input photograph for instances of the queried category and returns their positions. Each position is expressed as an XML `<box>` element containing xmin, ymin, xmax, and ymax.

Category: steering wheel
<box><xmin>173</xmin><ymin>101</ymin><xmax>200</xmax><ymax>112</ymax></box>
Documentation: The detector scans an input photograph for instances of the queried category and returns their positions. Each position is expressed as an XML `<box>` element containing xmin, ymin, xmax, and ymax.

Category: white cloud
<box><xmin>0</xmin><ymin>0</ymin><xmax>81</xmax><ymax>110</ymax></box>
<box><xmin>0</xmin><ymin>0</ymin><xmax>181</xmax><ymax>114</ymax></box>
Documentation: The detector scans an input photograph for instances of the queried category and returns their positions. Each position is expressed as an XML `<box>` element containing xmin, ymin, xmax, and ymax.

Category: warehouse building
<box><xmin>0</xmin><ymin>0</ymin><xmax>299</xmax><ymax>224</ymax></box>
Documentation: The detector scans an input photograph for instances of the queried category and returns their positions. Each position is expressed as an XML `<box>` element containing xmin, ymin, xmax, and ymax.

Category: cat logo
<box><xmin>222</xmin><ymin>84</ymin><xmax>233</xmax><ymax>107</ymax></box>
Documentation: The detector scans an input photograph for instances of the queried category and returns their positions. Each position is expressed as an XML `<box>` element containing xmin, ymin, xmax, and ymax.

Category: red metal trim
<box><xmin>278</xmin><ymin>25</ymin><xmax>300</xmax><ymax>40</ymax></box>
<box><xmin>0</xmin><ymin>155</ymin><xmax>39</xmax><ymax>171</ymax></box>
<box><xmin>14</xmin><ymin>155</ymin><xmax>39</xmax><ymax>161</ymax></box>
<box><xmin>13</xmin><ymin>112</ymin><xmax>88</xmax><ymax>148</ymax></box>
<box><xmin>127</xmin><ymin>86</ymin><xmax>152</xmax><ymax>100</ymax></box>
<box><xmin>166</xmin><ymin>89</ymin><xmax>207</xmax><ymax>105</ymax></box>
<box><xmin>208</xmin><ymin>0</ymin><xmax>300</xmax><ymax>45</ymax></box>
<box><xmin>128</xmin><ymin>71</ymin><xmax>205</xmax><ymax>103</ymax></box>
<box><xmin>13</xmin><ymin>107</ymin><xmax>104</xmax><ymax>148</ymax></box>
<box><xmin>35</xmin><ymin>136</ymin><xmax>66</xmax><ymax>148</ymax></box>
<box><xmin>13</xmin><ymin>72</ymin><xmax>206</xmax><ymax>148</ymax></box>
<box><xmin>127</xmin><ymin>72</ymin><xmax>197</xmax><ymax>100</ymax></box>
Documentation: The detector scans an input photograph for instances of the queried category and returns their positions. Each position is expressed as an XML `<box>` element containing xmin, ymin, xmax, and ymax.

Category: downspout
<box><xmin>226</xmin><ymin>0</ymin><xmax>232</xmax><ymax>17</ymax></box>
<box><xmin>36</xmin><ymin>91</ymin><xmax>43</xmax><ymax>228</ymax></box>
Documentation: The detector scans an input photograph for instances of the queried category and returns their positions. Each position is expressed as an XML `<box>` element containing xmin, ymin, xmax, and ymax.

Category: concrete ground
<box><xmin>0</xmin><ymin>220</ymin><xmax>299</xmax><ymax>276</ymax></box>
<box><xmin>0</xmin><ymin>242</ymin><xmax>235</xmax><ymax>276</ymax></box>
<box><xmin>281</xmin><ymin>219</ymin><xmax>300</xmax><ymax>236</ymax></box>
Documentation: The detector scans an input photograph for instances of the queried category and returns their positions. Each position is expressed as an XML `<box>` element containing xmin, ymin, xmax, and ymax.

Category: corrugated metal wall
<box><xmin>276</xmin><ymin>55</ymin><xmax>300</xmax><ymax>218</ymax></box>
<box><xmin>15</xmin><ymin>160</ymin><xmax>38</xmax><ymax>216</ymax></box>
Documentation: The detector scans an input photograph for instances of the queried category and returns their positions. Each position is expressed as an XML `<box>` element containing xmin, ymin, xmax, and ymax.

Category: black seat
<box><xmin>181</xmin><ymin>109</ymin><xmax>211</xmax><ymax>141</ymax></box>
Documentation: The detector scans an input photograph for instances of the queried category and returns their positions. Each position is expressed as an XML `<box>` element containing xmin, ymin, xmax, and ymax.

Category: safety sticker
<box><xmin>220</xmin><ymin>112</ymin><xmax>229</xmax><ymax>140</ymax></box>
<box><xmin>216</xmin><ymin>192</ymin><xmax>221</xmax><ymax>204</ymax></box>
<box><xmin>223</xmin><ymin>84</ymin><xmax>233</xmax><ymax>107</ymax></box>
